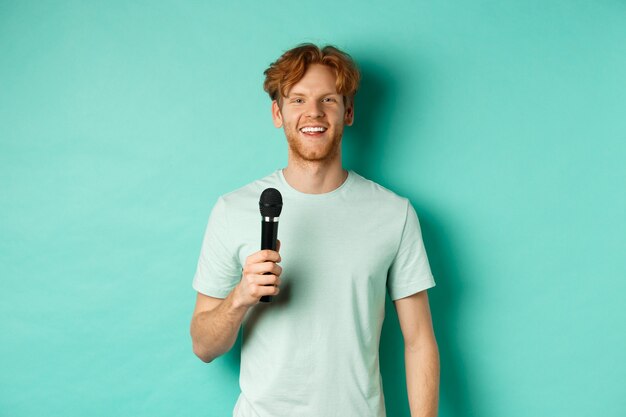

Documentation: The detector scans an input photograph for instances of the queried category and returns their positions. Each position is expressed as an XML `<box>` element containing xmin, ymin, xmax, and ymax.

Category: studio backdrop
<box><xmin>1</xmin><ymin>1</ymin><xmax>624</xmax><ymax>416</ymax></box>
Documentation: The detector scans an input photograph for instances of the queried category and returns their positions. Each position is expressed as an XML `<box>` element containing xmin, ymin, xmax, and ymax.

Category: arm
<box><xmin>190</xmin><ymin>244</ymin><xmax>283</xmax><ymax>363</ymax></box>
<box><xmin>394</xmin><ymin>289</ymin><xmax>440</xmax><ymax>417</ymax></box>
<box><xmin>190</xmin><ymin>290</ymin><xmax>249</xmax><ymax>363</ymax></box>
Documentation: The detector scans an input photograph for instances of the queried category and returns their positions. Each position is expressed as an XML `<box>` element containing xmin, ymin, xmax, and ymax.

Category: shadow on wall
<box><xmin>347</xmin><ymin>58</ymin><xmax>475</xmax><ymax>416</ymax></box>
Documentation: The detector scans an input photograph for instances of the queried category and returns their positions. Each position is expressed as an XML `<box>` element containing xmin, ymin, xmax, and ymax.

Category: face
<box><xmin>271</xmin><ymin>64</ymin><xmax>354</xmax><ymax>164</ymax></box>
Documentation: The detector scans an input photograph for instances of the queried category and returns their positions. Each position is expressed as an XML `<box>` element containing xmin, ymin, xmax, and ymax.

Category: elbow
<box><xmin>190</xmin><ymin>332</ymin><xmax>215</xmax><ymax>363</ymax></box>
<box><xmin>197</xmin><ymin>354</ymin><xmax>214</xmax><ymax>364</ymax></box>
<box><xmin>190</xmin><ymin>320</ymin><xmax>214</xmax><ymax>363</ymax></box>
<box><xmin>192</xmin><ymin>344</ymin><xmax>214</xmax><ymax>363</ymax></box>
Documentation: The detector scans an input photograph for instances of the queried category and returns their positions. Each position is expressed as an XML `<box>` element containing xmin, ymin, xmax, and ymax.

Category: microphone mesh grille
<box><xmin>259</xmin><ymin>188</ymin><xmax>283</xmax><ymax>217</ymax></box>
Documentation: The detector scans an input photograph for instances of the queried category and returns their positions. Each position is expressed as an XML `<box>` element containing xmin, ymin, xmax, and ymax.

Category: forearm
<box><xmin>405</xmin><ymin>341</ymin><xmax>440</xmax><ymax>417</ymax></box>
<box><xmin>190</xmin><ymin>288</ymin><xmax>249</xmax><ymax>363</ymax></box>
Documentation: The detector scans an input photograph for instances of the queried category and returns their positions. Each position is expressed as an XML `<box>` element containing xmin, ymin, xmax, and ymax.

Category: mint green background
<box><xmin>1</xmin><ymin>1</ymin><xmax>625</xmax><ymax>416</ymax></box>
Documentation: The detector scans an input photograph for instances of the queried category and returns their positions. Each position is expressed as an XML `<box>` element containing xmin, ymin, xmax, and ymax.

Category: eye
<box><xmin>292</xmin><ymin>98</ymin><xmax>304</xmax><ymax>104</ymax></box>
<box><xmin>322</xmin><ymin>97</ymin><xmax>336</xmax><ymax>103</ymax></box>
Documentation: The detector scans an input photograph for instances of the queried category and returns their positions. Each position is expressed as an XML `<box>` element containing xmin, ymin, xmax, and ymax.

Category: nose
<box><xmin>305</xmin><ymin>101</ymin><xmax>324</xmax><ymax>118</ymax></box>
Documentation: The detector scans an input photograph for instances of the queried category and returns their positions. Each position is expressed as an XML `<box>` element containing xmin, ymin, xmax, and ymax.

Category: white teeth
<box><xmin>300</xmin><ymin>126</ymin><xmax>327</xmax><ymax>133</ymax></box>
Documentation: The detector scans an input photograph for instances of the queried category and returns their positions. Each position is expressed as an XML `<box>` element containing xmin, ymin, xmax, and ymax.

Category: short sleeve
<box><xmin>192</xmin><ymin>196</ymin><xmax>243</xmax><ymax>298</ymax></box>
<box><xmin>387</xmin><ymin>200</ymin><xmax>436</xmax><ymax>300</ymax></box>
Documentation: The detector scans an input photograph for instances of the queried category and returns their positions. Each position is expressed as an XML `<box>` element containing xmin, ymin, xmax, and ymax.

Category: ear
<box><xmin>344</xmin><ymin>99</ymin><xmax>354</xmax><ymax>126</ymax></box>
<box><xmin>271</xmin><ymin>100</ymin><xmax>283</xmax><ymax>128</ymax></box>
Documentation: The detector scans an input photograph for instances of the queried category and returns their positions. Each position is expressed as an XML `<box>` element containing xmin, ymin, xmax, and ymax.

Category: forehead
<box><xmin>287</xmin><ymin>64</ymin><xmax>339</xmax><ymax>96</ymax></box>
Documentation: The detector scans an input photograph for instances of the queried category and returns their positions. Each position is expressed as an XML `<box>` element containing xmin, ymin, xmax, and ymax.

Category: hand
<box><xmin>235</xmin><ymin>240</ymin><xmax>282</xmax><ymax>308</ymax></box>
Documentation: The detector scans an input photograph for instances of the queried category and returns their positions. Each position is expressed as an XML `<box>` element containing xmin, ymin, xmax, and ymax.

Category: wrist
<box><xmin>229</xmin><ymin>286</ymin><xmax>248</xmax><ymax>311</ymax></box>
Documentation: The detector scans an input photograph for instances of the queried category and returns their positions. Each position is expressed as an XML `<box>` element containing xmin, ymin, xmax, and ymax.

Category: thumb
<box><xmin>276</xmin><ymin>239</ymin><xmax>281</xmax><ymax>252</ymax></box>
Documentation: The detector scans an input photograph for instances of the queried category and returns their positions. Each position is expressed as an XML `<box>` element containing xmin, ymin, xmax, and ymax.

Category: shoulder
<box><xmin>219</xmin><ymin>170</ymin><xmax>281</xmax><ymax>207</ymax></box>
<box><xmin>349</xmin><ymin>171</ymin><xmax>410</xmax><ymax>212</ymax></box>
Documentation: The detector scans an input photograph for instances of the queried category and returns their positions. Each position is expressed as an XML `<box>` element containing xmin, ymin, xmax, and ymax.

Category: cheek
<box><xmin>333</xmin><ymin>112</ymin><xmax>346</xmax><ymax>125</ymax></box>
<box><xmin>286</xmin><ymin>114</ymin><xmax>302</xmax><ymax>127</ymax></box>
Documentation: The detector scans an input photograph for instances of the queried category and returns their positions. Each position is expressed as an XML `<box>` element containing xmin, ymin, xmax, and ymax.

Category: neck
<box><xmin>282</xmin><ymin>158</ymin><xmax>348</xmax><ymax>194</ymax></box>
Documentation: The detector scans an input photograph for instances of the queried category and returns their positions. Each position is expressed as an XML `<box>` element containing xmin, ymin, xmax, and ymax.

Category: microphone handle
<box><xmin>260</xmin><ymin>219</ymin><xmax>279</xmax><ymax>303</ymax></box>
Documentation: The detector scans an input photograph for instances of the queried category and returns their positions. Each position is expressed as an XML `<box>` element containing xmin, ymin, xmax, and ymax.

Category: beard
<box><xmin>283</xmin><ymin>124</ymin><xmax>344</xmax><ymax>163</ymax></box>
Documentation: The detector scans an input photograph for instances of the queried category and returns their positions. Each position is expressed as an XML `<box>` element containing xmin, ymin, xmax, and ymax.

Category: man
<box><xmin>190</xmin><ymin>43</ymin><xmax>439</xmax><ymax>417</ymax></box>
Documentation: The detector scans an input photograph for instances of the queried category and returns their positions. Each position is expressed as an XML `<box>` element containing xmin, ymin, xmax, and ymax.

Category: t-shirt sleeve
<box><xmin>192</xmin><ymin>196</ymin><xmax>243</xmax><ymax>298</ymax></box>
<box><xmin>387</xmin><ymin>199</ymin><xmax>436</xmax><ymax>300</ymax></box>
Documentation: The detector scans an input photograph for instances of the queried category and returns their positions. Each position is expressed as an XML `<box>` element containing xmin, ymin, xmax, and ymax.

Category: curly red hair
<box><xmin>263</xmin><ymin>43</ymin><xmax>361</xmax><ymax>107</ymax></box>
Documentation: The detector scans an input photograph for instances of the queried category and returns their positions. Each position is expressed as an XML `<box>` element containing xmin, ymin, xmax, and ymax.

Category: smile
<box><xmin>299</xmin><ymin>126</ymin><xmax>328</xmax><ymax>134</ymax></box>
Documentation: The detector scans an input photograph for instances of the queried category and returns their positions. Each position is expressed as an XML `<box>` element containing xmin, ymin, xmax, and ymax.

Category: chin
<box><xmin>297</xmin><ymin>146</ymin><xmax>341</xmax><ymax>162</ymax></box>
<box><xmin>286</xmin><ymin>131</ymin><xmax>342</xmax><ymax>161</ymax></box>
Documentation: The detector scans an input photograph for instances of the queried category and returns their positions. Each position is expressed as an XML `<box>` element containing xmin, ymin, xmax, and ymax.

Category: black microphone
<box><xmin>259</xmin><ymin>188</ymin><xmax>283</xmax><ymax>303</ymax></box>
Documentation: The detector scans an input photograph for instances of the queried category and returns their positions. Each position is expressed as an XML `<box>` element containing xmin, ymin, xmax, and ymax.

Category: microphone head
<box><xmin>259</xmin><ymin>188</ymin><xmax>283</xmax><ymax>217</ymax></box>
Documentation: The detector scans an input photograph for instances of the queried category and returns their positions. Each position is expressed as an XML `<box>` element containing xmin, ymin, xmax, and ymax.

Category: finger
<box><xmin>245</xmin><ymin>275</ymin><xmax>279</xmax><ymax>291</ymax></box>
<box><xmin>244</xmin><ymin>272</ymin><xmax>276</xmax><ymax>286</ymax></box>
<box><xmin>253</xmin><ymin>274</ymin><xmax>279</xmax><ymax>286</ymax></box>
<box><xmin>246</xmin><ymin>261</ymin><xmax>282</xmax><ymax>275</ymax></box>
<box><xmin>260</xmin><ymin>284</ymin><xmax>280</xmax><ymax>297</ymax></box>
<box><xmin>246</xmin><ymin>249</ymin><xmax>281</xmax><ymax>265</ymax></box>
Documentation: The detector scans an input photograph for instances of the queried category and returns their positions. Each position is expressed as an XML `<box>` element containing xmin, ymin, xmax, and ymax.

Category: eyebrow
<box><xmin>287</xmin><ymin>91</ymin><xmax>340</xmax><ymax>98</ymax></box>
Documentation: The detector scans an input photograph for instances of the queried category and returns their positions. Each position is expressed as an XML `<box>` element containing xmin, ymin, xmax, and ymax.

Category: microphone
<box><xmin>259</xmin><ymin>188</ymin><xmax>283</xmax><ymax>303</ymax></box>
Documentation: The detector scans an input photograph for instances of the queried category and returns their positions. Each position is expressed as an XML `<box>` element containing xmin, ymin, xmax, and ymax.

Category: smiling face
<box><xmin>271</xmin><ymin>64</ymin><xmax>354</xmax><ymax>164</ymax></box>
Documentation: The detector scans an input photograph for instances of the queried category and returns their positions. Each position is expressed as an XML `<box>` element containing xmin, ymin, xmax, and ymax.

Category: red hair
<box><xmin>263</xmin><ymin>43</ymin><xmax>361</xmax><ymax>107</ymax></box>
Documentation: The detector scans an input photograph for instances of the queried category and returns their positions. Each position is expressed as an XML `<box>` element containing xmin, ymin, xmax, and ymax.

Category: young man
<box><xmin>190</xmin><ymin>43</ymin><xmax>439</xmax><ymax>417</ymax></box>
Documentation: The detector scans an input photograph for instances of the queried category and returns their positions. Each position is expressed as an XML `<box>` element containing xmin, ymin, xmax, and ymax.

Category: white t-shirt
<box><xmin>193</xmin><ymin>168</ymin><xmax>436</xmax><ymax>417</ymax></box>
